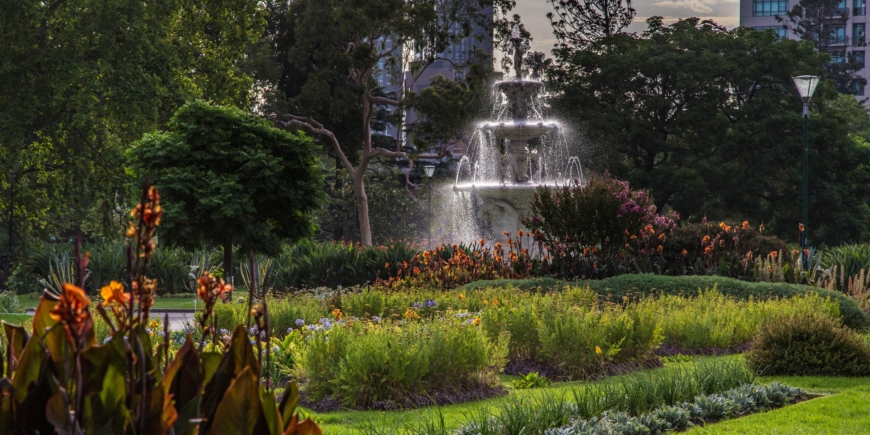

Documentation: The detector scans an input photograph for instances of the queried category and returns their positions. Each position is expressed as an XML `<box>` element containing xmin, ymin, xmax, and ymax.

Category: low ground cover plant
<box><xmin>451</xmin><ymin>359</ymin><xmax>755</xmax><ymax>435</ymax></box>
<box><xmin>544</xmin><ymin>382</ymin><xmax>804</xmax><ymax>435</ymax></box>
<box><xmin>747</xmin><ymin>310</ymin><xmax>870</xmax><ymax>376</ymax></box>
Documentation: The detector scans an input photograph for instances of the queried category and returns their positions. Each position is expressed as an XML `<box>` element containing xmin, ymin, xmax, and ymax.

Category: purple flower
<box><xmin>425</xmin><ymin>299</ymin><xmax>438</xmax><ymax>308</ymax></box>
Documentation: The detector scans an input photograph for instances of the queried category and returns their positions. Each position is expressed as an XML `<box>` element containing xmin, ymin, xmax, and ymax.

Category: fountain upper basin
<box><xmin>478</xmin><ymin>121</ymin><xmax>559</xmax><ymax>142</ymax></box>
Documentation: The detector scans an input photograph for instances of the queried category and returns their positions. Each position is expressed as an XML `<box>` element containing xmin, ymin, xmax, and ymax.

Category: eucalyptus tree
<box><xmin>546</xmin><ymin>0</ymin><xmax>636</xmax><ymax>49</ymax></box>
<box><xmin>266</xmin><ymin>0</ymin><xmax>513</xmax><ymax>246</ymax></box>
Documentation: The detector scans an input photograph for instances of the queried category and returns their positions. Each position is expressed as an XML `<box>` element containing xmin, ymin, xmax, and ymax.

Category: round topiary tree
<box><xmin>127</xmin><ymin>101</ymin><xmax>324</xmax><ymax>282</ymax></box>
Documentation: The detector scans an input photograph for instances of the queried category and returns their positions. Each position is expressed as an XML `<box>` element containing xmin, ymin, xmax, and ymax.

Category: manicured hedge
<box><xmin>460</xmin><ymin>274</ymin><xmax>870</xmax><ymax>330</ymax></box>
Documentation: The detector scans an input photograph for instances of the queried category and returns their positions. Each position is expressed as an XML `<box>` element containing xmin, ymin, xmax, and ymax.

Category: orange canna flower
<box><xmin>702</xmin><ymin>235</ymin><xmax>711</xmax><ymax>244</ymax></box>
<box><xmin>682</xmin><ymin>249</ymin><xmax>688</xmax><ymax>256</ymax></box>
<box><xmin>332</xmin><ymin>308</ymin><xmax>343</xmax><ymax>320</ymax></box>
<box><xmin>100</xmin><ymin>280</ymin><xmax>130</xmax><ymax>307</ymax></box>
<box><xmin>741</xmin><ymin>221</ymin><xmax>750</xmax><ymax>231</ymax></box>
<box><xmin>472</xmin><ymin>317</ymin><xmax>481</xmax><ymax>326</ymax></box>
<box><xmin>458</xmin><ymin>293</ymin><xmax>466</xmax><ymax>300</ymax></box>
<box><xmin>798</xmin><ymin>223</ymin><xmax>805</xmax><ymax>232</ymax></box>
<box><xmin>50</xmin><ymin>283</ymin><xmax>93</xmax><ymax>344</ymax></box>
<box><xmin>769</xmin><ymin>251</ymin><xmax>778</xmax><ymax>259</ymax></box>
<box><xmin>492</xmin><ymin>299</ymin><xmax>499</xmax><ymax>306</ymax></box>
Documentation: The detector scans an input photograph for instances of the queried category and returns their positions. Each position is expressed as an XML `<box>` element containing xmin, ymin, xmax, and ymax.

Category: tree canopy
<box><xmin>550</xmin><ymin>17</ymin><xmax>870</xmax><ymax>245</ymax></box>
<box><xmin>127</xmin><ymin>101</ymin><xmax>324</xmax><ymax>277</ymax></box>
<box><xmin>0</xmin><ymin>0</ymin><xmax>265</xmax><ymax>251</ymax></box>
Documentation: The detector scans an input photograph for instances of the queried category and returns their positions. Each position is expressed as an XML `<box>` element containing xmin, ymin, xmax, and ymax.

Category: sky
<box><xmin>511</xmin><ymin>0</ymin><xmax>740</xmax><ymax>54</ymax></box>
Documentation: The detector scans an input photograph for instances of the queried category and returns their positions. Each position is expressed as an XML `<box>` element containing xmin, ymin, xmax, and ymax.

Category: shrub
<box><xmin>512</xmin><ymin>371</ymin><xmax>550</xmax><ymax>389</ymax></box>
<box><xmin>294</xmin><ymin>318</ymin><xmax>508</xmax><ymax>409</ymax></box>
<box><xmin>0</xmin><ymin>291</ymin><xmax>20</xmax><ymax>313</ymax></box>
<box><xmin>579</xmin><ymin>274</ymin><xmax>870</xmax><ymax>330</ymax></box>
<box><xmin>523</xmin><ymin>172</ymin><xmax>678</xmax><ymax>278</ymax></box>
<box><xmin>536</xmin><ymin>303</ymin><xmax>663</xmax><ymax>379</ymax></box>
<box><xmin>634</xmin><ymin>289</ymin><xmax>840</xmax><ymax>349</ymax></box>
<box><xmin>746</xmin><ymin>310</ymin><xmax>870</xmax><ymax>376</ymax></box>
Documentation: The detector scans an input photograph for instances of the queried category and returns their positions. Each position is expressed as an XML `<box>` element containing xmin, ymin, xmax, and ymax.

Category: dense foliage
<box><xmin>524</xmin><ymin>173</ymin><xmax>678</xmax><ymax>276</ymax></box>
<box><xmin>550</xmin><ymin>17</ymin><xmax>870</xmax><ymax>246</ymax></box>
<box><xmin>127</xmin><ymin>101</ymin><xmax>325</xmax><ymax>278</ymax></box>
<box><xmin>746</xmin><ymin>310</ymin><xmax>870</xmax><ymax>376</ymax></box>
<box><xmin>0</xmin><ymin>0</ymin><xmax>264</xmax><ymax>250</ymax></box>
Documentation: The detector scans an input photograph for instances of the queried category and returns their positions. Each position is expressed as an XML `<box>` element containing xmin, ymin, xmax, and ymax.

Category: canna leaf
<box><xmin>200</xmin><ymin>324</ymin><xmax>259</xmax><ymax>434</ymax></box>
<box><xmin>11</xmin><ymin>334</ymin><xmax>47</xmax><ymax>403</ymax></box>
<box><xmin>206</xmin><ymin>368</ymin><xmax>262</xmax><ymax>435</ymax></box>
<box><xmin>164</xmin><ymin>337</ymin><xmax>203</xmax><ymax>435</ymax></box>
<box><xmin>2</xmin><ymin>322</ymin><xmax>28</xmax><ymax>369</ymax></box>
<box><xmin>31</xmin><ymin>292</ymin><xmax>59</xmax><ymax>338</ymax></box>
<box><xmin>277</xmin><ymin>381</ymin><xmax>300</xmax><ymax>430</ymax></box>
<box><xmin>285</xmin><ymin>417</ymin><xmax>323</xmax><ymax>435</ymax></box>
<box><xmin>0</xmin><ymin>379</ymin><xmax>14</xmax><ymax>434</ymax></box>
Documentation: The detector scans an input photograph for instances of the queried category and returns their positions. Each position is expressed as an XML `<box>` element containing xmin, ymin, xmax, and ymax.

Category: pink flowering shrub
<box><xmin>524</xmin><ymin>172</ymin><xmax>678</xmax><ymax>278</ymax></box>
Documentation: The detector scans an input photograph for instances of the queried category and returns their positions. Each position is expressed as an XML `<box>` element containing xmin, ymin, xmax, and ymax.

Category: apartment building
<box><xmin>740</xmin><ymin>0</ymin><xmax>868</xmax><ymax>98</ymax></box>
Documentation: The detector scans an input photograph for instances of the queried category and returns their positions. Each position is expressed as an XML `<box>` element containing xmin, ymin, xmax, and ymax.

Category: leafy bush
<box><xmin>295</xmin><ymin>318</ymin><xmax>508</xmax><ymax>408</ymax></box>
<box><xmin>512</xmin><ymin>371</ymin><xmax>550</xmax><ymax>389</ymax></box>
<box><xmin>634</xmin><ymin>289</ymin><xmax>839</xmax><ymax>348</ymax></box>
<box><xmin>823</xmin><ymin>243</ymin><xmax>870</xmax><ymax>278</ymax></box>
<box><xmin>0</xmin><ymin>291</ymin><xmax>20</xmax><ymax>313</ymax></box>
<box><xmin>537</xmin><ymin>302</ymin><xmax>662</xmax><ymax>379</ymax></box>
<box><xmin>746</xmin><ymin>310</ymin><xmax>870</xmax><ymax>376</ymax></box>
<box><xmin>579</xmin><ymin>274</ymin><xmax>870</xmax><ymax>330</ymax></box>
<box><xmin>523</xmin><ymin>173</ymin><xmax>678</xmax><ymax>278</ymax></box>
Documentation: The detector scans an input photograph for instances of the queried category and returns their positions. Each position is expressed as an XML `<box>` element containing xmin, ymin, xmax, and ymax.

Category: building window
<box><xmin>830</xmin><ymin>25</ymin><xmax>847</xmax><ymax>44</ymax></box>
<box><xmin>856</xmin><ymin>0</ymin><xmax>866</xmax><ymax>16</ymax></box>
<box><xmin>854</xmin><ymin>51</ymin><xmax>865</xmax><ymax>68</ymax></box>
<box><xmin>753</xmin><ymin>0</ymin><xmax>789</xmax><ymax>16</ymax></box>
<box><xmin>851</xmin><ymin>80</ymin><xmax>865</xmax><ymax>96</ymax></box>
<box><xmin>754</xmin><ymin>26</ymin><xmax>788</xmax><ymax>39</ymax></box>
<box><xmin>854</xmin><ymin>23</ymin><xmax>865</xmax><ymax>44</ymax></box>
<box><xmin>831</xmin><ymin>50</ymin><xmax>846</xmax><ymax>63</ymax></box>
<box><xmin>837</xmin><ymin>0</ymin><xmax>849</xmax><ymax>14</ymax></box>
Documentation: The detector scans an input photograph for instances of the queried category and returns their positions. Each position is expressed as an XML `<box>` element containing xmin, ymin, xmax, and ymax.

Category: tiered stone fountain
<box><xmin>452</xmin><ymin>26</ymin><xmax>584</xmax><ymax>242</ymax></box>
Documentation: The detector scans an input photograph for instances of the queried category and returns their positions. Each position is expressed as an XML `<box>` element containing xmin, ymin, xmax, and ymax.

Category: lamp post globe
<box><xmin>791</xmin><ymin>75</ymin><xmax>820</xmax><ymax>269</ymax></box>
<box><xmin>423</xmin><ymin>165</ymin><xmax>435</xmax><ymax>247</ymax></box>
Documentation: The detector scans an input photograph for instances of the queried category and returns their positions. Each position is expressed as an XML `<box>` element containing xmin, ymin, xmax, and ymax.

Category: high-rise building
<box><xmin>740</xmin><ymin>0</ymin><xmax>868</xmax><ymax>100</ymax></box>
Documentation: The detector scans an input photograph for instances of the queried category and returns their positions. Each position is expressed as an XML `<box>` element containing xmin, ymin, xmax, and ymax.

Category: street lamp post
<box><xmin>424</xmin><ymin>165</ymin><xmax>435</xmax><ymax>247</ymax></box>
<box><xmin>792</xmin><ymin>75</ymin><xmax>820</xmax><ymax>270</ymax></box>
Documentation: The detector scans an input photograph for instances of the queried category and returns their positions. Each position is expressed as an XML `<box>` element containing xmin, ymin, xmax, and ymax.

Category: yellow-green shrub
<box><xmin>294</xmin><ymin>318</ymin><xmax>508</xmax><ymax>409</ymax></box>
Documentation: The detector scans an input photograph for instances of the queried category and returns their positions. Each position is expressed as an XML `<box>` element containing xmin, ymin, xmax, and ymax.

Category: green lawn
<box><xmin>304</xmin><ymin>356</ymin><xmax>870</xmax><ymax>435</ymax></box>
<box><xmin>16</xmin><ymin>295</ymin><xmax>199</xmax><ymax>310</ymax></box>
<box><xmin>306</xmin><ymin>356</ymin><xmax>739</xmax><ymax>435</ymax></box>
<box><xmin>686</xmin><ymin>383</ymin><xmax>870</xmax><ymax>434</ymax></box>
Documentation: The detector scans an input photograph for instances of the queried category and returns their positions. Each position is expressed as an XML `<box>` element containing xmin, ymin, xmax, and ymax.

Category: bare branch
<box><xmin>274</xmin><ymin>114</ymin><xmax>357</xmax><ymax>176</ymax></box>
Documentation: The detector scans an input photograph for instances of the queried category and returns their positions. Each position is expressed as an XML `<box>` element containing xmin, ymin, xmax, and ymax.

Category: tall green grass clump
<box><xmin>294</xmin><ymin>318</ymin><xmax>508</xmax><ymax>409</ymax></box>
<box><xmin>635</xmin><ymin>288</ymin><xmax>840</xmax><ymax>348</ymax></box>
<box><xmin>453</xmin><ymin>358</ymin><xmax>754</xmax><ymax>435</ymax></box>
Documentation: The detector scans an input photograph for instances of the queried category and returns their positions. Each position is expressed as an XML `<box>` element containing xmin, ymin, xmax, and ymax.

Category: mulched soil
<box><xmin>504</xmin><ymin>356</ymin><xmax>665</xmax><ymax>381</ymax></box>
<box><xmin>654</xmin><ymin>342</ymin><xmax>752</xmax><ymax>357</ymax></box>
<box><xmin>299</xmin><ymin>383</ymin><xmax>508</xmax><ymax>412</ymax></box>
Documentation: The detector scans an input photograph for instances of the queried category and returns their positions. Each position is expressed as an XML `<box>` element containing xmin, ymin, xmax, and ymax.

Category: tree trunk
<box><xmin>222</xmin><ymin>240</ymin><xmax>233</xmax><ymax>287</ymax></box>
<box><xmin>352</xmin><ymin>172</ymin><xmax>373</xmax><ymax>246</ymax></box>
<box><xmin>333</xmin><ymin>156</ymin><xmax>344</xmax><ymax>241</ymax></box>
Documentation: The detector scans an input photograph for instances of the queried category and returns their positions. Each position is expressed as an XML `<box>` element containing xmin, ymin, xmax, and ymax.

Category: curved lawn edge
<box><xmin>684</xmin><ymin>385</ymin><xmax>870</xmax><ymax>434</ymax></box>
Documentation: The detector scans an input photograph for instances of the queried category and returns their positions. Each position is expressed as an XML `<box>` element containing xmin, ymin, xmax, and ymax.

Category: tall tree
<box><xmin>546</xmin><ymin>0</ymin><xmax>636</xmax><ymax>49</ymax></box>
<box><xmin>127</xmin><ymin>101</ymin><xmax>324</xmax><ymax>280</ymax></box>
<box><xmin>777</xmin><ymin>0</ymin><xmax>866</xmax><ymax>94</ymax></box>
<box><xmin>0</xmin><ymin>0</ymin><xmax>265</xmax><ymax>253</ymax></box>
<box><xmin>266</xmin><ymin>0</ymin><xmax>508</xmax><ymax>246</ymax></box>
<box><xmin>550</xmin><ymin>18</ymin><xmax>870</xmax><ymax>244</ymax></box>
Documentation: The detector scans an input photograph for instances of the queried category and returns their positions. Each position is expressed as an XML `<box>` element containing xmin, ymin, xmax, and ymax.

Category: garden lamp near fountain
<box><xmin>424</xmin><ymin>165</ymin><xmax>435</xmax><ymax>247</ymax></box>
<box><xmin>792</xmin><ymin>75</ymin><xmax>819</xmax><ymax>270</ymax></box>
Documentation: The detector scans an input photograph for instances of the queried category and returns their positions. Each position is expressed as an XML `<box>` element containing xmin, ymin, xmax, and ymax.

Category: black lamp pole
<box><xmin>792</xmin><ymin>75</ymin><xmax>819</xmax><ymax>270</ymax></box>
<box><xmin>424</xmin><ymin>165</ymin><xmax>435</xmax><ymax>247</ymax></box>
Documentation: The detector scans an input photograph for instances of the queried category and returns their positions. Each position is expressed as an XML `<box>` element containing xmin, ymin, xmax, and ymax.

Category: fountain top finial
<box><xmin>510</xmin><ymin>24</ymin><xmax>527</xmax><ymax>80</ymax></box>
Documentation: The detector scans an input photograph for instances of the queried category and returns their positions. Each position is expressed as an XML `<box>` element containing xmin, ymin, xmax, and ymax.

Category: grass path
<box><xmin>686</xmin><ymin>383</ymin><xmax>870</xmax><ymax>434</ymax></box>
